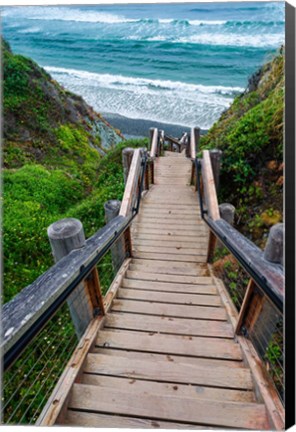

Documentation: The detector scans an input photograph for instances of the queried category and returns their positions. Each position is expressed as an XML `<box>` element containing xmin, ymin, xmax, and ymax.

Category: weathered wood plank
<box><xmin>68</xmin><ymin>384</ymin><xmax>269</xmax><ymax>429</ymax></box>
<box><xmin>132</xmin><ymin>225</ymin><xmax>207</xmax><ymax>234</ymax></box>
<box><xmin>112</xmin><ymin>299</ymin><xmax>227</xmax><ymax>320</ymax></box>
<box><xmin>64</xmin><ymin>411</ymin><xmax>204</xmax><ymax>429</ymax></box>
<box><xmin>121</xmin><ymin>278</ymin><xmax>217</xmax><ymax>294</ymax></box>
<box><xmin>132</xmin><ymin>251</ymin><xmax>206</xmax><ymax>263</ymax></box>
<box><xmin>133</xmin><ymin>239</ymin><xmax>208</xmax><ymax>248</ymax></box>
<box><xmin>81</xmin><ymin>374</ymin><xmax>255</xmax><ymax>403</ymax></box>
<box><xmin>137</xmin><ymin>214</ymin><xmax>202</xmax><ymax>221</ymax></box>
<box><xmin>117</xmin><ymin>288</ymin><xmax>222</xmax><ymax>306</ymax></box>
<box><xmin>201</xmin><ymin>150</ymin><xmax>220</xmax><ymax>221</ymax></box>
<box><xmin>141</xmin><ymin>208</ymin><xmax>200</xmax><ymax>215</ymax></box>
<box><xmin>92</xmin><ymin>347</ymin><xmax>245</xmax><ymax>368</ymax></box>
<box><xmin>86</xmin><ymin>352</ymin><xmax>249</xmax><ymax>387</ymax></box>
<box><xmin>105</xmin><ymin>312</ymin><xmax>233</xmax><ymax>338</ymax></box>
<box><xmin>150</xmin><ymin>128</ymin><xmax>158</xmax><ymax>158</ymax></box>
<box><xmin>131</xmin><ymin>258</ymin><xmax>204</xmax><ymax>269</ymax></box>
<box><xmin>133</xmin><ymin>245</ymin><xmax>207</xmax><ymax>256</ymax></box>
<box><xmin>125</xmin><ymin>270</ymin><xmax>213</xmax><ymax>285</ymax></box>
<box><xmin>128</xmin><ymin>263</ymin><xmax>209</xmax><ymax>276</ymax></box>
<box><xmin>95</xmin><ymin>330</ymin><xmax>242</xmax><ymax>360</ymax></box>
<box><xmin>134</xmin><ymin>221</ymin><xmax>205</xmax><ymax>229</ymax></box>
<box><xmin>120</xmin><ymin>149</ymin><xmax>142</xmax><ymax>217</ymax></box>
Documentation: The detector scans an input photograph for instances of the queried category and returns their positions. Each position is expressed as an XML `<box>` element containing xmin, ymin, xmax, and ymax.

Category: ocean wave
<box><xmin>176</xmin><ymin>33</ymin><xmax>284</xmax><ymax>48</ymax></box>
<box><xmin>18</xmin><ymin>27</ymin><xmax>41</xmax><ymax>34</ymax></box>
<box><xmin>125</xmin><ymin>31</ymin><xmax>283</xmax><ymax>48</ymax></box>
<box><xmin>2</xmin><ymin>7</ymin><xmax>138</xmax><ymax>24</ymax></box>
<box><xmin>45</xmin><ymin>66</ymin><xmax>238</xmax><ymax>129</ymax></box>
<box><xmin>2</xmin><ymin>7</ymin><xmax>284</xmax><ymax>28</ymax></box>
<box><xmin>44</xmin><ymin>66</ymin><xmax>244</xmax><ymax>96</ymax></box>
<box><xmin>189</xmin><ymin>20</ymin><xmax>227</xmax><ymax>26</ymax></box>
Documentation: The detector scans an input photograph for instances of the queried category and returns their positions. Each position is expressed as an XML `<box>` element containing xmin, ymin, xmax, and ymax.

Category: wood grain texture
<box><xmin>132</xmin><ymin>251</ymin><xmax>207</xmax><ymax>262</ymax></box>
<box><xmin>85</xmin><ymin>353</ymin><xmax>250</xmax><ymax>387</ymax></box>
<box><xmin>104</xmin><ymin>312</ymin><xmax>233</xmax><ymax>338</ymax></box>
<box><xmin>95</xmin><ymin>329</ymin><xmax>242</xmax><ymax>360</ymax></box>
<box><xmin>120</xmin><ymin>148</ymin><xmax>142</xmax><ymax>217</ymax></box>
<box><xmin>117</xmin><ymin>288</ymin><xmax>222</xmax><ymax>306</ymax></box>
<box><xmin>111</xmin><ymin>297</ymin><xmax>227</xmax><ymax>319</ymax></box>
<box><xmin>64</xmin><ymin>410</ymin><xmax>205</xmax><ymax>429</ymax></box>
<box><xmin>125</xmin><ymin>270</ymin><xmax>213</xmax><ymax>285</ymax></box>
<box><xmin>92</xmin><ymin>347</ymin><xmax>245</xmax><ymax>368</ymax></box>
<box><xmin>201</xmin><ymin>150</ymin><xmax>220</xmax><ymax>221</ymax></box>
<box><xmin>121</xmin><ymin>278</ymin><xmax>217</xmax><ymax>294</ymax></box>
<box><xmin>81</xmin><ymin>374</ymin><xmax>255</xmax><ymax>403</ymax></box>
<box><xmin>68</xmin><ymin>384</ymin><xmax>269</xmax><ymax>429</ymax></box>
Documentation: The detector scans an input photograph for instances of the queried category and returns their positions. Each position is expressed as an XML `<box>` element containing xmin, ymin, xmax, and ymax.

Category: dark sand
<box><xmin>103</xmin><ymin>113</ymin><xmax>208</xmax><ymax>139</ymax></box>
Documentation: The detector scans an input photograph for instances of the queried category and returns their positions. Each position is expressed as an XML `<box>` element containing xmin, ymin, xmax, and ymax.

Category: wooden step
<box><xmin>133</xmin><ymin>245</ymin><xmax>207</xmax><ymax>256</ymax></box>
<box><xmin>81</xmin><ymin>371</ymin><xmax>255</xmax><ymax>403</ymax></box>
<box><xmin>133</xmin><ymin>223</ymin><xmax>205</xmax><ymax>235</ymax></box>
<box><xmin>68</xmin><ymin>384</ymin><xmax>269</xmax><ymax>429</ymax></box>
<box><xmin>132</xmin><ymin>225</ymin><xmax>207</xmax><ymax>234</ymax></box>
<box><xmin>128</xmin><ymin>263</ymin><xmax>209</xmax><ymax>276</ymax></box>
<box><xmin>132</xmin><ymin>251</ymin><xmax>206</xmax><ymax>263</ymax></box>
<box><xmin>133</xmin><ymin>239</ymin><xmax>208</xmax><ymax>248</ymax></box>
<box><xmin>117</xmin><ymin>288</ymin><xmax>222</xmax><ymax>306</ymax></box>
<box><xmin>131</xmin><ymin>258</ymin><xmax>206</xmax><ymax>269</ymax></box>
<box><xmin>85</xmin><ymin>352</ymin><xmax>249</xmax><ymax>387</ymax></box>
<box><xmin>95</xmin><ymin>330</ymin><xmax>241</xmax><ymax>360</ymax></box>
<box><xmin>112</xmin><ymin>299</ymin><xmax>227</xmax><ymax>320</ymax></box>
<box><xmin>64</xmin><ymin>410</ymin><xmax>207</xmax><ymax>429</ymax></box>
<box><xmin>132</xmin><ymin>234</ymin><xmax>208</xmax><ymax>243</ymax></box>
<box><xmin>125</xmin><ymin>270</ymin><xmax>212</xmax><ymax>285</ymax></box>
<box><xmin>105</xmin><ymin>312</ymin><xmax>233</xmax><ymax>338</ymax></box>
<box><xmin>121</xmin><ymin>278</ymin><xmax>217</xmax><ymax>294</ymax></box>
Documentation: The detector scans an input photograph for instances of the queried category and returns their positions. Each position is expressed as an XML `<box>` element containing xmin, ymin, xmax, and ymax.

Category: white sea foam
<box><xmin>3</xmin><ymin>7</ymin><xmax>138</xmax><ymax>24</ymax></box>
<box><xmin>44</xmin><ymin>66</ymin><xmax>244</xmax><ymax>96</ymax></box>
<box><xmin>189</xmin><ymin>20</ymin><xmax>227</xmax><ymax>26</ymax></box>
<box><xmin>158</xmin><ymin>19</ymin><xmax>174</xmax><ymax>24</ymax></box>
<box><xmin>43</xmin><ymin>65</ymin><xmax>243</xmax><ymax>129</ymax></box>
<box><xmin>18</xmin><ymin>27</ymin><xmax>41</xmax><ymax>34</ymax></box>
<box><xmin>177</xmin><ymin>33</ymin><xmax>284</xmax><ymax>48</ymax></box>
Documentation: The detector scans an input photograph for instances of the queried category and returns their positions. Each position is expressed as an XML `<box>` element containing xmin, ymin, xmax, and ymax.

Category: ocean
<box><xmin>1</xmin><ymin>2</ymin><xmax>285</xmax><ymax>131</ymax></box>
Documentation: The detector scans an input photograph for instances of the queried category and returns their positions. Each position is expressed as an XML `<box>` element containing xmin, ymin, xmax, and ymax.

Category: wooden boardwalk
<box><xmin>58</xmin><ymin>151</ymin><xmax>271</xmax><ymax>429</ymax></box>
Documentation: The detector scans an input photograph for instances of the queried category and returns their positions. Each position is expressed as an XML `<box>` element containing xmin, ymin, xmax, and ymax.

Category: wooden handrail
<box><xmin>2</xmin><ymin>215</ymin><xmax>130</xmax><ymax>367</ymax></box>
<box><xmin>150</xmin><ymin>128</ymin><xmax>158</xmax><ymax>158</ymax></box>
<box><xmin>197</xmin><ymin>149</ymin><xmax>284</xmax><ymax>309</ymax></box>
<box><xmin>119</xmin><ymin>149</ymin><xmax>142</xmax><ymax>217</ymax></box>
<box><xmin>201</xmin><ymin>150</ymin><xmax>220</xmax><ymax>221</ymax></box>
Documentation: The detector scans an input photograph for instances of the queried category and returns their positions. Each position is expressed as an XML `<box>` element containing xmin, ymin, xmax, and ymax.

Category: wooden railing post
<box><xmin>150</xmin><ymin>128</ymin><xmax>158</xmax><ymax>158</ymax></box>
<box><xmin>104</xmin><ymin>200</ymin><xmax>127</xmax><ymax>269</ymax></box>
<box><xmin>209</xmin><ymin>149</ymin><xmax>222</xmax><ymax>192</ymax></box>
<box><xmin>122</xmin><ymin>147</ymin><xmax>135</xmax><ymax>185</ymax></box>
<box><xmin>47</xmin><ymin>218</ymin><xmax>93</xmax><ymax>338</ymax></box>
<box><xmin>217</xmin><ymin>203</ymin><xmax>235</xmax><ymax>248</ymax></box>
<box><xmin>264</xmin><ymin>223</ymin><xmax>284</xmax><ymax>265</ymax></box>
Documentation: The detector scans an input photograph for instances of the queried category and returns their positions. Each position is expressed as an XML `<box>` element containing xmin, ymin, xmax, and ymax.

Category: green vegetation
<box><xmin>2</xmin><ymin>37</ymin><xmax>148</xmax><ymax>423</ymax></box>
<box><xmin>201</xmin><ymin>47</ymin><xmax>284</xmax><ymax>245</ymax></box>
<box><xmin>3</xmin><ymin>138</ymin><xmax>147</xmax><ymax>303</ymax></box>
<box><xmin>2</xmin><ymin>37</ymin><xmax>147</xmax><ymax>303</ymax></box>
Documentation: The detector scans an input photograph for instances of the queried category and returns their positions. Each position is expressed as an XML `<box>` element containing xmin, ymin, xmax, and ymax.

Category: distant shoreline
<box><xmin>102</xmin><ymin>112</ymin><xmax>209</xmax><ymax>139</ymax></box>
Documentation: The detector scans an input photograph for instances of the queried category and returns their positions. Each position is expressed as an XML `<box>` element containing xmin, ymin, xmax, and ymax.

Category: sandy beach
<box><xmin>103</xmin><ymin>112</ymin><xmax>208</xmax><ymax>139</ymax></box>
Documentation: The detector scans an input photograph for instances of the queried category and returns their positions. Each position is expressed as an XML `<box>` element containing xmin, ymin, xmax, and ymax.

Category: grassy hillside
<box><xmin>2</xmin><ymin>38</ymin><xmax>147</xmax><ymax>303</ymax></box>
<box><xmin>201</xmin><ymin>47</ymin><xmax>284</xmax><ymax>246</ymax></box>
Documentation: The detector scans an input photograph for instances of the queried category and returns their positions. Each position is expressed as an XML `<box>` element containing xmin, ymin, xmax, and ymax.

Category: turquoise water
<box><xmin>1</xmin><ymin>2</ymin><xmax>284</xmax><ymax>128</ymax></box>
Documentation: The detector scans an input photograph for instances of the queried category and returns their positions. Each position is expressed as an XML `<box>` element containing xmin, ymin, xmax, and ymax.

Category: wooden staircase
<box><xmin>58</xmin><ymin>151</ymin><xmax>271</xmax><ymax>429</ymax></box>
